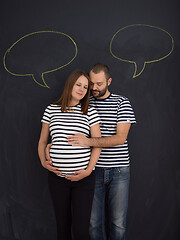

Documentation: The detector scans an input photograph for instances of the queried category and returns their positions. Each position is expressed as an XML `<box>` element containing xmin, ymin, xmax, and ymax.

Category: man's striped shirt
<box><xmin>89</xmin><ymin>93</ymin><xmax>136</xmax><ymax>167</ymax></box>
<box><xmin>41</xmin><ymin>104</ymin><xmax>100</xmax><ymax>176</ymax></box>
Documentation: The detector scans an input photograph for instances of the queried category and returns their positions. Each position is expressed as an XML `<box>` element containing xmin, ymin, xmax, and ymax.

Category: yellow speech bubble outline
<box><xmin>110</xmin><ymin>24</ymin><xmax>174</xmax><ymax>78</ymax></box>
<box><xmin>3</xmin><ymin>31</ymin><xmax>78</xmax><ymax>88</ymax></box>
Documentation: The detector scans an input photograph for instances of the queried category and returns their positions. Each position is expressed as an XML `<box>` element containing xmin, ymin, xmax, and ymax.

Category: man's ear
<box><xmin>108</xmin><ymin>78</ymin><xmax>112</xmax><ymax>86</ymax></box>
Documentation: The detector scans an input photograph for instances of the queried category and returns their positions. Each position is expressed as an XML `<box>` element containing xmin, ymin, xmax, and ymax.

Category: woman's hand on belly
<box><xmin>42</xmin><ymin>158</ymin><xmax>62</xmax><ymax>175</ymax></box>
<box><xmin>65</xmin><ymin>169</ymin><xmax>91</xmax><ymax>181</ymax></box>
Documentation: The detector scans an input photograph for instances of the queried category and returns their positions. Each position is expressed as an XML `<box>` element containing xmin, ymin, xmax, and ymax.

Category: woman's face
<box><xmin>71</xmin><ymin>75</ymin><xmax>89</xmax><ymax>104</ymax></box>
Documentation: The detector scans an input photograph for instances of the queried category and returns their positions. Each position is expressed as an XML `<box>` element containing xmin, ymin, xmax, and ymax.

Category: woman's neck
<box><xmin>69</xmin><ymin>99</ymin><xmax>80</xmax><ymax>107</ymax></box>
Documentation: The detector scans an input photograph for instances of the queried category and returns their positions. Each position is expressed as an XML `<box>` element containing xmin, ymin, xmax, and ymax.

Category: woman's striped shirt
<box><xmin>89</xmin><ymin>93</ymin><xmax>136</xmax><ymax>167</ymax></box>
<box><xmin>41</xmin><ymin>104</ymin><xmax>100</xmax><ymax>176</ymax></box>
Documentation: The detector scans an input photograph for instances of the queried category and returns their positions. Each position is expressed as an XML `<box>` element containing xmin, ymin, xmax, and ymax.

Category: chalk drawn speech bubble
<box><xmin>3</xmin><ymin>31</ymin><xmax>78</xmax><ymax>88</ymax></box>
<box><xmin>110</xmin><ymin>24</ymin><xmax>174</xmax><ymax>78</ymax></box>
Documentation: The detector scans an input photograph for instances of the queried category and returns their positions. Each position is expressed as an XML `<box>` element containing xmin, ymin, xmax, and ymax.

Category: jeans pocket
<box><xmin>114</xmin><ymin>167</ymin><xmax>130</xmax><ymax>180</ymax></box>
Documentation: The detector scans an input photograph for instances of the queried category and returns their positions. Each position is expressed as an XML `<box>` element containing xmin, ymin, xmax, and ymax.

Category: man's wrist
<box><xmin>88</xmin><ymin>137</ymin><xmax>100</xmax><ymax>147</ymax></box>
<box><xmin>87</xmin><ymin>137</ymin><xmax>91</xmax><ymax>146</ymax></box>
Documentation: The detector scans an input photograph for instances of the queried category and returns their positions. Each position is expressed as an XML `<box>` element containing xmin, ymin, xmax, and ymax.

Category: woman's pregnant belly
<box><xmin>50</xmin><ymin>142</ymin><xmax>91</xmax><ymax>176</ymax></box>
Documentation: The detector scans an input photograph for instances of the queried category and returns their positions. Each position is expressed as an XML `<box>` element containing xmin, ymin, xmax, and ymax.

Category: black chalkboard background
<box><xmin>0</xmin><ymin>0</ymin><xmax>180</xmax><ymax>239</ymax></box>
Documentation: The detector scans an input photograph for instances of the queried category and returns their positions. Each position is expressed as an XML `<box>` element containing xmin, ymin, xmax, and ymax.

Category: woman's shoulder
<box><xmin>45</xmin><ymin>103</ymin><xmax>61</xmax><ymax>111</ymax></box>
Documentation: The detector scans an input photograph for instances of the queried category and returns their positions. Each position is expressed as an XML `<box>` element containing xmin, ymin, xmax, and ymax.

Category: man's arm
<box><xmin>67</xmin><ymin>122</ymin><xmax>131</xmax><ymax>147</ymax></box>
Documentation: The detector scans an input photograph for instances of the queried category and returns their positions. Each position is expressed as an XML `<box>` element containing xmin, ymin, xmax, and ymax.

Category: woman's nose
<box><xmin>80</xmin><ymin>86</ymin><xmax>84</xmax><ymax>91</ymax></box>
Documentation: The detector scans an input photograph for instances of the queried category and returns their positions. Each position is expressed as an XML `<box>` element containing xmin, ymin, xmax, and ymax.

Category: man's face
<box><xmin>89</xmin><ymin>71</ymin><xmax>109</xmax><ymax>99</ymax></box>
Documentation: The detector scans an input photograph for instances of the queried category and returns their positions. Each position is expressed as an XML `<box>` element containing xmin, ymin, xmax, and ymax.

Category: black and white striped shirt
<box><xmin>89</xmin><ymin>93</ymin><xmax>136</xmax><ymax>167</ymax></box>
<box><xmin>41</xmin><ymin>104</ymin><xmax>100</xmax><ymax>176</ymax></box>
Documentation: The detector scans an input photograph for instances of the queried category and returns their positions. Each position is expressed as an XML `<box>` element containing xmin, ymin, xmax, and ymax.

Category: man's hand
<box><xmin>42</xmin><ymin>159</ymin><xmax>62</xmax><ymax>175</ymax></box>
<box><xmin>65</xmin><ymin>169</ymin><xmax>91</xmax><ymax>181</ymax></box>
<box><xmin>67</xmin><ymin>134</ymin><xmax>89</xmax><ymax>147</ymax></box>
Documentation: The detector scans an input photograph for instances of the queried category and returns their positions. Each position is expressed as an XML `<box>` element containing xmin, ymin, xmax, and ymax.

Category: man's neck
<box><xmin>96</xmin><ymin>90</ymin><xmax>110</xmax><ymax>100</ymax></box>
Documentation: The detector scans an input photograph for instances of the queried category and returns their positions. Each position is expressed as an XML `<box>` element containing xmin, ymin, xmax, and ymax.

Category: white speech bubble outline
<box><xmin>110</xmin><ymin>24</ymin><xmax>174</xmax><ymax>78</ymax></box>
<box><xmin>3</xmin><ymin>31</ymin><xmax>78</xmax><ymax>88</ymax></box>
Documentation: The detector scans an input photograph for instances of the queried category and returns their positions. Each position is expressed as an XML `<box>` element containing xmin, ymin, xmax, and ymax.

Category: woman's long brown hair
<box><xmin>54</xmin><ymin>70</ymin><xmax>90</xmax><ymax>114</ymax></box>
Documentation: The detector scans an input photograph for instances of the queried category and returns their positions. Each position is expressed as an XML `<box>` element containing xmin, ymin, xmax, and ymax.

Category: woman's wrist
<box><xmin>41</xmin><ymin>159</ymin><xmax>47</xmax><ymax>167</ymax></box>
<box><xmin>85</xmin><ymin>168</ymin><xmax>92</xmax><ymax>176</ymax></box>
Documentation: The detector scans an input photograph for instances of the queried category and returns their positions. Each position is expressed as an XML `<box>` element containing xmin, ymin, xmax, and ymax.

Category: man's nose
<box><xmin>92</xmin><ymin>84</ymin><xmax>97</xmax><ymax>90</ymax></box>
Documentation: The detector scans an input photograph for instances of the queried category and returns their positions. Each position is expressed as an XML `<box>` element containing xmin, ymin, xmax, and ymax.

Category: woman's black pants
<box><xmin>48</xmin><ymin>171</ymin><xmax>95</xmax><ymax>240</ymax></box>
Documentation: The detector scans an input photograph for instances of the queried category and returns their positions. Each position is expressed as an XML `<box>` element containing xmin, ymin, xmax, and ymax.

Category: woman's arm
<box><xmin>38</xmin><ymin>123</ymin><xmax>60</xmax><ymax>174</ymax></box>
<box><xmin>65</xmin><ymin>123</ymin><xmax>101</xmax><ymax>181</ymax></box>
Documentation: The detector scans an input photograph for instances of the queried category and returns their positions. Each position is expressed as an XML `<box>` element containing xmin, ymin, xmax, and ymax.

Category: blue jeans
<box><xmin>89</xmin><ymin>167</ymin><xmax>130</xmax><ymax>240</ymax></box>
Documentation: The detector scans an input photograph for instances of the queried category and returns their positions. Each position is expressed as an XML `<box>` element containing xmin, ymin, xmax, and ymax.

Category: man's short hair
<box><xmin>90</xmin><ymin>63</ymin><xmax>110</xmax><ymax>80</ymax></box>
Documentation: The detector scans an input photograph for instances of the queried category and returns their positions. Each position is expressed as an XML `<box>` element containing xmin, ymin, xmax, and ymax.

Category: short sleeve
<box><xmin>41</xmin><ymin>105</ymin><xmax>51</xmax><ymax>124</ymax></box>
<box><xmin>117</xmin><ymin>97</ymin><xmax>136</xmax><ymax>124</ymax></box>
<box><xmin>88</xmin><ymin>107</ymin><xmax>101</xmax><ymax>127</ymax></box>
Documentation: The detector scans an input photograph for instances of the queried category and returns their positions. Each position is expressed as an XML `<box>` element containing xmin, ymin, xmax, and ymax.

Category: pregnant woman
<box><xmin>38</xmin><ymin>69</ymin><xmax>101</xmax><ymax>240</ymax></box>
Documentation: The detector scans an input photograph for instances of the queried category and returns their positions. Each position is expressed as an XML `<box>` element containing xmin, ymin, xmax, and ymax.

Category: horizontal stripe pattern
<box><xmin>41</xmin><ymin>104</ymin><xmax>100</xmax><ymax>175</ymax></box>
<box><xmin>89</xmin><ymin>93</ymin><xmax>136</xmax><ymax>167</ymax></box>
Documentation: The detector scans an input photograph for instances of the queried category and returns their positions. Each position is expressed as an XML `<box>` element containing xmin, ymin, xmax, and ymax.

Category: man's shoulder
<box><xmin>89</xmin><ymin>94</ymin><xmax>129</xmax><ymax>104</ymax></box>
<box><xmin>87</xmin><ymin>105</ymin><xmax>97</xmax><ymax>113</ymax></box>
<box><xmin>110</xmin><ymin>93</ymin><xmax>129</xmax><ymax>103</ymax></box>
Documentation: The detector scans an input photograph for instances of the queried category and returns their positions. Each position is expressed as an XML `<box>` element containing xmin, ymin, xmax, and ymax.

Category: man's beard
<box><xmin>92</xmin><ymin>85</ymin><xmax>108</xmax><ymax>98</ymax></box>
